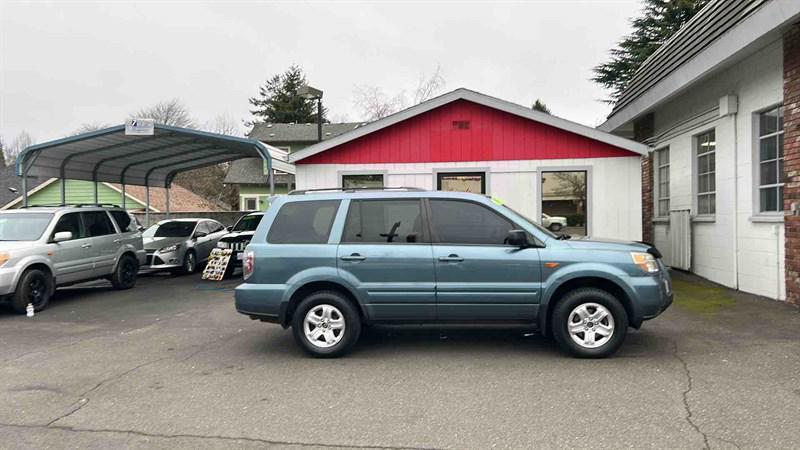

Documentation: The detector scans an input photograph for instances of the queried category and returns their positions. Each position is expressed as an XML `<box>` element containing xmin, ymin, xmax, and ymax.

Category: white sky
<box><xmin>0</xmin><ymin>0</ymin><xmax>640</xmax><ymax>145</ymax></box>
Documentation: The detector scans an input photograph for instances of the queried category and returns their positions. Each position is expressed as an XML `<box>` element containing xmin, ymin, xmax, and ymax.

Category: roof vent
<box><xmin>266</xmin><ymin>123</ymin><xmax>273</xmax><ymax>128</ymax></box>
<box><xmin>325</xmin><ymin>132</ymin><xmax>331</xmax><ymax>136</ymax></box>
<box><xmin>452</xmin><ymin>120</ymin><xmax>470</xmax><ymax>130</ymax></box>
<box><xmin>269</xmin><ymin>133</ymin><xmax>275</xmax><ymax>137</ymax></box>
<box><xmin>306</xmin><ymin>123</ymin><xmax>311</xmax><ymax>126</ymax></box>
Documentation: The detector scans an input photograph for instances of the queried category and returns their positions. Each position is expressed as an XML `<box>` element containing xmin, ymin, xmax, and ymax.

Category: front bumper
<box><xmin>0</xmin><ymin>266</ymin><xmax>19</xmax><ymax>296</ymax></box>
<box><xmin>143</xmin><ymin>249</ymin><xmax>183</xmax><ymax>270</ymax></box>
<box><xmin>632</xmin><ymin>268</ymin><xmax>673</xmax><ymax>323</ymax></box>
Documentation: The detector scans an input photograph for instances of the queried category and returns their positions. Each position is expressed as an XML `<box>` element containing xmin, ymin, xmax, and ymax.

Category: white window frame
<box><xmin>695</xmin><ymin>129</ymin><xmax>716</xmax><ymax>216</ymax></box>
<box><xmin>654</xmin><ymin>147</ymin><xmax>670</xmax><ymax>218</ymax></box>
<box><xmin>338</xmin><ymin>171</ymin><xmax>387</xmax><ymax>189</ymax></box>
<box><xmin>757</xmin><ymin>105</ymin><xmax>785</xmax><ymax>214</ymax></box>
<box><xmin>241</xmin><ymin>195</ymin><xmax>259</xmax><ymax>211</ymax></box>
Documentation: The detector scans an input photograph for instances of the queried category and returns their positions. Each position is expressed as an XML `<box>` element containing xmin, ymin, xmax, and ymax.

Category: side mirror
<box><xmin>53</xmin><ymin>231</ymin><xmax>73</xmax><ymax>243</ymax></box>
<box><xmin>226</xmin><ymin>226</ymin><xmax>232</xmax><ymax>231</ymax></box>
<box><xmin>505</xmin><ymin>229</ymin><xmax>529</xmax><ymax>248</ymax></box>
<box><xmin>194</xmin><ymin>231</ymin><xmax>208</xmax><ymax>239</ymax></box>
<box><xmin>137</xmin><ymin>225</ymin><xmax>145</xmax><ymax>232</ymax></box>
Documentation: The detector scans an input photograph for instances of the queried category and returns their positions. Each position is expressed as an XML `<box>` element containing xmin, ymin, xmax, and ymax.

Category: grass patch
<box><xmin>671</xmin><ymin>277</ymin><xmax>736</xmax><ymax>314</ymax></box>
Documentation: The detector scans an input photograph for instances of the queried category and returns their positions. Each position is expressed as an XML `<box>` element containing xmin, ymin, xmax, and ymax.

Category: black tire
<box><xmin>551</xmin><ymin>287</ymin><xmax>628</xmax><ymax>358</ymax></box>
<box><xmin>11</xmin><ymin>269</ymin><xmax>53</xmax><ymax>314</ymax></box>
<box><xmin>111</xmin><ymin>254</ymin><xmax>138</xmax><ymax>290</ymax></box>
<box><xmin>291</xmin><ymin>291</ymin><xmax>361</xmax><ymax>358</ymax></box>
<box><xmin>549</xmin><ymin>223</ymin><xmax>563</xmax><ymax>232</ymax></box>
<box><xmin>179</xmin><ymin>251</ymin><xmax>197</xmax><ymax>275</ymax></box>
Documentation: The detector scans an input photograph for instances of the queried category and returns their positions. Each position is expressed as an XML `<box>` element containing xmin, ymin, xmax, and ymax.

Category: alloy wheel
<box><xmin>567</xmin><ymin>302</ymin><xmax>614</xmax><ymax>349</ymax></box>
<box><xmin>303</xmin><ymin>304</ymin><xmax>346</xmax><ymax>348</ymax></box>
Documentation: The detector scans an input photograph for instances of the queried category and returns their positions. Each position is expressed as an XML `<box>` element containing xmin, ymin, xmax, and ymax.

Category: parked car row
<box><xmin>0</xmin><ymin>204</ymin><xmax>258</xmax><ymax>314</ymax></box>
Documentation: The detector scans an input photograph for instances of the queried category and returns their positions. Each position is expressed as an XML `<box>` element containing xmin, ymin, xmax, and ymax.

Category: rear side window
<box><xmin>343</xmin><ymin>199</ymin><xmax>425</xmax><ymax>244</ymax></box>
<box><xmin>82</xmin><ymin>211</ymin><xmax>115</xmax><ymax>237</ymax></box>
<box><xmin>110</xmin><ymin>211</ymin><xmax>134</xmax><ymax>232</ymax></box>
<box><xmin>429</xmin><ymin>199</ymin><xmax>514</xmax><ymax>245</ymax></box>
<box><xmin>267</xmin><ymin>200</ymin><xmax>340</xmax><ymax>244</ymax></box>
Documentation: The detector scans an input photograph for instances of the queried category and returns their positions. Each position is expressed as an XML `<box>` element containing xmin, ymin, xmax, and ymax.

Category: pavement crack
<box><xmin>0</xmin><ymin>422</ymin><xmax>443</xmax><ymax>449</ymax></box>
<box><xmin>671</xmin><ymin>340</ymin><xmax>710</xmax><ymax>449</ymax></box>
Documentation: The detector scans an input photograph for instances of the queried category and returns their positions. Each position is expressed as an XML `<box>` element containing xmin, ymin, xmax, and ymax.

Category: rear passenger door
<box><xmin>49</xmin><ymin>213</ymin><xmax>95</xmax><ymax>283</ymax></box>
<box><xmin>82</xmin><ymin>211</ymin><xmax>119</xmax><ymax>277</ymax></box>
<box><xmin>337</xmin><ymin>199</ymin><xmax>436</xmax><ymax>321</ymax></box>
<box><xmin>428</xmin><ymin>199</ymin><xmax>542</xmax><ymax>321</ymax></box>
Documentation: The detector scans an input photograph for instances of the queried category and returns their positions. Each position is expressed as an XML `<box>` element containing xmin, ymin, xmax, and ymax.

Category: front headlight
<box><xmin>159</xmin><ymin>244</ymin><xmax>180</xmax><ymax>253</ymax></box>
<box><xmin>631</xmin><ymin>252</ymin><xmax>659</xmax><ymax>273</ymax></box>
<box><xmin>0</xmin><ymin>252</ymin><xmax>9</xmax><ymax>267</ymax></box>
<box><xmin>217</xmin><ymin>241</ymin><xmax>229</xmax><ymax>249</ymax></box>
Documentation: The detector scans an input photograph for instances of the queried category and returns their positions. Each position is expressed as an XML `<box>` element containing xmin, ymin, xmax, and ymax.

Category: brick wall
<box><xmin>783</xmin><ymin>23</ymin><xmax>800</xmax><ymax>305</ymax></box>
<box><xmin>641</xmin><ymin>155</ymin><xmax>654</xmax><ymax>244</ymax></box>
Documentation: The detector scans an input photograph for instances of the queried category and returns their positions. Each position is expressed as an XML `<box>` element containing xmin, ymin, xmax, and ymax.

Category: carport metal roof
<box><xmin>15</xmin><ymin>124</ymin><xmax>282</xmax><ymax>218</ymax></box>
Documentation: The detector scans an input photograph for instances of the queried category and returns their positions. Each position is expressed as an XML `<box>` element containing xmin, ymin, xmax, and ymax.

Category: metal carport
<box><xmin>15</xmin><ymin>123</ymin><xmax>292</xmax><ymax>224</ymax></box>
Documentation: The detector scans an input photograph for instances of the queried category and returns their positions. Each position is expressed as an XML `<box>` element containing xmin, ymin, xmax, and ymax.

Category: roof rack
<box><xmin>288</xmin><ymin>186</ymin><xmax>426</xmax><ymax>195</ymax></box>
<box><xmin>19</xmin><ymin>203</ymin><xmax>122</xmax><ymax>209</ymax></box>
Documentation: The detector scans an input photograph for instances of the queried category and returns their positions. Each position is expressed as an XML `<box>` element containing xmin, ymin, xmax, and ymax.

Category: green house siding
<box><xmin>238</xmin><ymin>184</ymin><xmax>290</xmax><ymax>210</ymax></box>
<box><xmin>13</xmin><ymin>180</ymin><xmax>146</xmax><ymax>210</ymax></box>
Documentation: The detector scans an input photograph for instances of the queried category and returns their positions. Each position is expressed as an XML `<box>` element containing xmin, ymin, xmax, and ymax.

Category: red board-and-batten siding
<box><xmin>297</xmin><ymin>100</ymin><xmax>639</xmax><ymax>165</ymax></box>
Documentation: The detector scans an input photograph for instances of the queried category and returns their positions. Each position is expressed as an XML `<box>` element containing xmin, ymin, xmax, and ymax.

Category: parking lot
<box><xmin>0</xmin><ymin>272</ymin><xmax>798</xmax><ymax>449</ymax></box>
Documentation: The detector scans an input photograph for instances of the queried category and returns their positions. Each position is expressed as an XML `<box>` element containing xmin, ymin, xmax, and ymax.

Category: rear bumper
<box><xmin>235</xmin><ymin>282</ymin><xmax>287</xmax><ymax>324</ymax></box>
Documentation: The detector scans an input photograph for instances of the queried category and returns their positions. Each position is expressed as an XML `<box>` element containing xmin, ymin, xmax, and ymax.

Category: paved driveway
<box><xmin>0</xmin><ymin>271</ymin><xmax>798</xmax><ymax>449</ymax></box>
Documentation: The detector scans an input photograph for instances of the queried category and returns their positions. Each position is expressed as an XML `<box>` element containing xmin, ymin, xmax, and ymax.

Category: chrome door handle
<box><xmin>81</xmin><ymin>243</ymin><xmax>92</xmax><ymax>248</ymax></box>
<box><xmin>340</xmin><ymin>253</ymin><xmax>366</xmax><ymax>262</ymax></box>
<box><xmin>438</xmin><ymin>254</ymin><xmax>463</xmax><ymax>262</ymax></box>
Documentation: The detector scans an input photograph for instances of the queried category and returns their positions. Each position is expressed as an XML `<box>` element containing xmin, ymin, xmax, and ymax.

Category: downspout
<box><xmin>732</xmin><ymin>109</ymin><xmax>739</xmax><ymax>291</ymax></box>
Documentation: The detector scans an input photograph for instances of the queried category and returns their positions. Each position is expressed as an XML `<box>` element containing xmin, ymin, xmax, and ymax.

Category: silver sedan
<box><xmin>142</xmin><ymin>219</ymin><xmax>228</xmax><ymax>274</ymax></box>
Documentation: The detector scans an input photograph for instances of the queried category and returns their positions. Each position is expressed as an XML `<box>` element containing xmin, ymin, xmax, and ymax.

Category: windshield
<box><xmin>143</xmin><ymin>221</ymin><xmax>196</xmax><ymax>238</ymax></box>
<box><xmin>497</xmin><ymin>204</ymin><xmax>558</xmax><ymax>240</ymax></box>
<box><xmin>232</xmin><ymin>214</ymin><xmax>263</xmax><ymax>232</ymax></box>
<box><xmin>0</xmin><ymin>213</ymin><xmax>53</xmax><ymax>241</ymax></box>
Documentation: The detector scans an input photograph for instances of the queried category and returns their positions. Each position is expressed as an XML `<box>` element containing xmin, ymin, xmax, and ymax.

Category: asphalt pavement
<box><xmin>0</xmin><ymin>271</ymin><xmax>798</xmax><ymax>449</ymax></box>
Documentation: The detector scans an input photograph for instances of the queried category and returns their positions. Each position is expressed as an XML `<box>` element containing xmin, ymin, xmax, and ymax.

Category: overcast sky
<box><xmin>0</xmin><ymin>0</ymin><xmax>641</xmax><ymax>145</ymax></box>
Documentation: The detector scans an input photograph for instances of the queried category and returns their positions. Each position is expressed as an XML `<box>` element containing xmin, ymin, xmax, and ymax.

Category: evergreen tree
<box><xmin>248</xmin><ymin>65</ymin><xmax>327</xmax><ymax>125</ymax></box>
<box><xmin>593</xmin><ymin>0</ymin><xmax>710</xmax><ymax>102</ymax></box>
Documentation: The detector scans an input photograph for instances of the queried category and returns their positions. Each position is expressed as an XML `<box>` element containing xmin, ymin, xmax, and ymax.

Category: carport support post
<box><xmin>121</xmin><ymin>184</ymin><xmax>126</xmax><ymax>209</ymax></box>
<box><xmin>93</xmin><ymin>180</ymin><xmax>98</xmax><ymax>204</ymax></box>
<box><xmin>60</xmin><ymin>178</ymin><xmax>66</xmax><ymax>206</ymax></box>
<box><xmin>21</xmin><ymin>171</ymin><xmax>28</xmax><ymax>207</ymax></box>
<box><xmin>165</xmin><ymin>184</ymin><xmax>171</xmax><ymax>219</ymax></box>
<box><xmin>145</xmin><ymin>183</ymin><xmax>150</xmax><ymax>227</ymax></box>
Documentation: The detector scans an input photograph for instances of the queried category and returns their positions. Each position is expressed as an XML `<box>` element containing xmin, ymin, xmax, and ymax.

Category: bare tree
<box><xmin>71</xmin><ymin>122</ymin><xmax>111</xmax><ymax>136</ymax></box>
<box><xmin>553</xmin><ymin>172</ymin><xmax>587</xmax><ymax>214</ymax></box>
<box><xmin>0</xmin><ymin>135</ymin><xmax>5</xmax><ymax>168</ymax></box>
<box><xmin>130</xmin><ymin>98</ymin><xmax>196</xmax><ymax>128</ymax></box>
<box><xmin>353</xmin><ymin>66</ymin><xmax>446</xmax><ymax>121</ymax></box>
<box><xmin>204</xmin><ymin>113</ymin><xmax>241</xmax><ymax>136</ymax></box>
<box><xmin>5</xmin><ymin>130</ymin><xmax>35</xmax><ymax>166</ymax></box>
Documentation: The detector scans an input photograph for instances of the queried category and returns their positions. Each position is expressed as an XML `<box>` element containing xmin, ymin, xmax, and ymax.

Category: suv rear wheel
<box><xmin>291</xmin><ymin>291</ymin><xmax>361</xmax><ymax>358</ymax></box>
<box><xmin>12</xmin><ymin>268</ymin><xmax>53</xmax><ymax>314</ymax></box>
<box><xmin>552</xmin><ymin>287</ymin><xmax>628</xmax><ymax>358</ymax></box>
<box><xmin>111</xmin><ymin>254</ymin><xmax>138</xmax><ymax>290</ymax></box>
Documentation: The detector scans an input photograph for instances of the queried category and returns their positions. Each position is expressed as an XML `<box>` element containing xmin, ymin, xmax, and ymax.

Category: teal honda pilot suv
<box><xmin>235</xmin><ymin>188</ymin><xmax>672</xmax><ymax>358</ymax></box>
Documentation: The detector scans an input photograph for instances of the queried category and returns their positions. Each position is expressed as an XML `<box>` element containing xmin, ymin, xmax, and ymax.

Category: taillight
<box><xmin>243</xmin><ymin>250</ymin><xmax>255</xmax><ymax>280</ymax></box>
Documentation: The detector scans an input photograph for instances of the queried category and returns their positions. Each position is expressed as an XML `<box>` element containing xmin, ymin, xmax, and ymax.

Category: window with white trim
<box><xmin>242</xmin><ymin>196</ymin><xmax>259</xmax><ymax>211</ymax></box>
<box><xmin>758</xmin><ymin>106</ymin><xmax>785</xmax><ymax>212</ymax></box>
<box><xmin>696</xmin><ymin>130</ymin><xmax>716</xmax><ymax>215</ymax></box>
<box><xmin>654</xmin><ymin>147</ymin><xmax>670</xmax><ymax>217</ymax></box>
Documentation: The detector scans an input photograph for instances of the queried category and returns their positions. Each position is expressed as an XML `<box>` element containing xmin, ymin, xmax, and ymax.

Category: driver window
<box><xmin>429</xmin><ymin>199</ymin><xmax>514</xmax><ymax>245</ymax></box>
<box><xmin>51</xmin><ymin>213</ymin><xmax>84</xmax><ymax>240</ymax></box>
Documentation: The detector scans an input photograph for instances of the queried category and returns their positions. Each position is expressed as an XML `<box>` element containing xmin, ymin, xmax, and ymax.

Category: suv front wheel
<box><xmin>552</xmin><ymin>288</ymin><xmax>628</xmax><ymax>358</ymax></box>
<box><xmin>12</xmin><ymin>268</ymin><xmax>53</xmax><ymax>314</ymax></box>
<box><xmin>111</xmin><ymin>254</ymin><xmax>139</xmax><ymax>290</ymax></box>
<box><xmin>291</xmin><ymin>291</ymin><xmax>361</xmax><ymax>358</ymax></box>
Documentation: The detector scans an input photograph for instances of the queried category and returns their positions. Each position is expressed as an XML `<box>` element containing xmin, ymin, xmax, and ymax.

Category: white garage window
<box><xmin>696</xmin><ymin>130</ymin><xmax>716</xmax><ymax>216</ymax></box>
<box><xmin>758</xmin><ymin>106</ymin><xmax>785</xmax><ymax>213</ymax></box>
<box><xmin>654</xmin><ymin>147</ymin><xmax>670</xmax><ymax>217</ymax></box>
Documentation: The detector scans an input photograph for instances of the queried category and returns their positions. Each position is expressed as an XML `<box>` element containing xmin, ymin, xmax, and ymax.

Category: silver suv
<box><xmin>0</xmin><ymin>205</ymin><xmax>146</xmax><ymax>314</ymax></box>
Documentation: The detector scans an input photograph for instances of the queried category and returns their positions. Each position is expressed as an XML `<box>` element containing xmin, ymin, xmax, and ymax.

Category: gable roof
<box><xmin>0</xmin><ymin>164</ymin><xmax>49</xmax><ymax>207</ymax></box>
<box><xmin>601</xmin><ymin>0</ymin><xmax>800</xmax><ymax>132</ymax></box>
<box><xmin>249</xmin><ymin>122</ymin><xmax>365</xmax><ymax>144</ymax></box>
<box><xmin>223</xmin><ymin>158</ymin><xmax>295</xmax><ymax>185</ymax></box>
<box><xmin>289</xmin><ymin>88</ymin><xmax>648</xmax><ymax>163</ymax></box>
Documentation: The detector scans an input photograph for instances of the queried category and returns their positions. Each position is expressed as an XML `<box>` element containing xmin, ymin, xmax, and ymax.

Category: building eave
<box><xmin>600</xmin><ymin>0</ymin><xmax>800</xmax><ymax>133</ymax></box>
